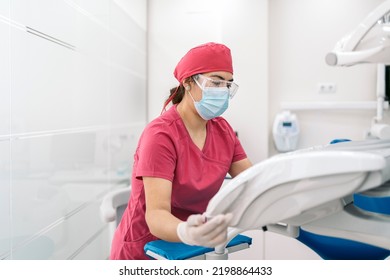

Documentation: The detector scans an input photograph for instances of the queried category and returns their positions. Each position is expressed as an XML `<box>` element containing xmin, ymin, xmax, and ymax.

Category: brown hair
<box><xmin>162</xmin><ymin>76</ymin><xmax>195</xmax><ymax>113</ymax></box>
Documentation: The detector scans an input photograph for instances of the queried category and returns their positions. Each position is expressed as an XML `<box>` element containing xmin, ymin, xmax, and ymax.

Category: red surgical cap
<box><xmin>174</xmin><ymin>42</ymin><xmax>233</xmax><ymax>83</ymax></box>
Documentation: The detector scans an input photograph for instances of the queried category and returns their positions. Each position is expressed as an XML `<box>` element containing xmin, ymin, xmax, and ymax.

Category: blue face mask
<box><xmin>189</xmin><ymin>87</ymin><xmax>230</xmax><ymax>120</ymax></box>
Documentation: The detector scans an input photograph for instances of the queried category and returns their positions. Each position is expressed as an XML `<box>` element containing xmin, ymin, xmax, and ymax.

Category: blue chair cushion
<box><xmin>297</xmin><ymin>228</ymin><xmax>390</xmax><ymax>260</ymax></box>
<box><xmin>329</xmin><ymin>138</ymin><xmax>351</xmax><ymax>144</ymax></box>
<box><xmin>144</xmin><ymin>234</ymin><xmax>252</xmax><ymax>260</ymax></box>
<box><xmin>354</xmin><ymin>193</ymin><xmax>390</xmax><ymax>215</ymax></box>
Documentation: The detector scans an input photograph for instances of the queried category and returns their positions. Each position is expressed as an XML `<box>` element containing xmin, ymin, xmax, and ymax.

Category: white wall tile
<box><xmin>73</xmin><ymin>9</ymin><xmax>110</xmax><ymax>60</ymax></box>
<box><xmin>11</xmin><ymin>31</ymin><xmax>79</xmax><ymax>133</ymax></box>
<box><xmin>5</xmin><ymin>0</ymin><xmax>147</xmax><ymax>259</ymax></box>
<box><xmin>9</xmin><ymin>200</ymin><xmax>108</xmax><ymax>259</ymax></box>
<box><xmin>0</xmin><ymin>20</ymin><xmax>10</xmax><ymax>137</ymax></box>
<box><xmin>71</xmin><ymin>226</ymin><xmax>110</xmax><ymax>260</ymax></box>
<box><xmin>109</xmin><ymin>33</ymin><xmax>146</xmax><ymax>75</ymax></box>
<box><xmin>71</xmin><ymin>0</ymin><xmax>110</xmax><ymax>28</ymax></box>
<box><xmin>8</xmin><ymin>132</ymin><xmax>130</xmax><ymax>259</ymax></box>
<box><xmin>10</xmin><ymin>133</ymin><xmax>113</xmax><ymax>237</ymax></box>
<box><xmin>113</xmin><ymin>0</ymin><xmax>147</xmax><ymax>30</ymax></box>
<box><xmin>0</xmin><ymin>141</ymin><xmax>11</xmax><ymax>259</ymax></box>
<box><xmin>0</xmin><ymin>1</ymin><xmax>9</xmax><ymax>16</ymax></box>
<box><xmin>109</xmin><ymin>70</ymin><xmax>146</xmax><ymax>124</ymax></box>
<box><xmin>110</xmin><ymin>1</ymin><xmax>146</xmax><ymax>50</ymax></box>
<box><xmin>47</xmin><ymin>201</ymin><xmax>109</xmax><ymax>260</ymax></box>
<box><xmin>0</xmin><ymin>88</ymin><xmax>10</xmax><ymax>253</ymax></box>
<box><xmin>11</xmin><ymin>0</ymin><xmax>78</xmax><ymax>46</ymax></box>
<box><xmin>10</xmin><ymin>31</ymin><xmax>111</xmax><ymax>133</ymax></box>
<box><xmin>105</xmin><ymin>124</ymin><xmax>145</xmax><ymax>176</ymax></box>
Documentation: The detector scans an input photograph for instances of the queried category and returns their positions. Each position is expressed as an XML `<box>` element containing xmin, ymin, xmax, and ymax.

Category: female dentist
<box><xmin>110</xmin><ymin>42</ymin><xmax>252</xmax><ymax>260</ymax></box>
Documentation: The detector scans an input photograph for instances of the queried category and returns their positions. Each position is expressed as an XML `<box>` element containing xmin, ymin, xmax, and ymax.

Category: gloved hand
<box><xmin>177</xmin><ymin>213</ymin><xmax>233</xmax><ymax>248</ymax></box>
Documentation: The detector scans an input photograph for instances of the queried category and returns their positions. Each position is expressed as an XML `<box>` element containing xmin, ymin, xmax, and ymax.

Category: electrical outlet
<box><xmin>318</xmin><ymin>83</ymin><xmax>337</xmax><ymax>94</ymax></box>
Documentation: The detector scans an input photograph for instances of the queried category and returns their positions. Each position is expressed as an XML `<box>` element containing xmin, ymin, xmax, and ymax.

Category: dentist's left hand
<box><xmin>176</xmin><ymin>213</ymin><xmax>233</xmax><ymax>248</ymax></box>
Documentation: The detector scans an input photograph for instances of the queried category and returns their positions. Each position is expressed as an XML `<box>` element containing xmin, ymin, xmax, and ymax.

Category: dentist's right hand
<box><xmin>176</xmin><ymin>213</ymin><xmax>233</xmax><ymax>248</ymax></box>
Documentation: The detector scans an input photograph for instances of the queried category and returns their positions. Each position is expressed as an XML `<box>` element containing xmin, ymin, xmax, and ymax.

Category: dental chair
<box><xmin>99</xmin><ymin>185</ymin><xmax>252</xmax><ymax>260</ymax></box>
<box><xmin>294</xmin><ymin>140</ymin><xmax>390</xmax><ymax>259</ymax></box>
<box><xmin>205</xmin><ymin>140</ymin><xmax>390</xmax><ymax>260</ymax></box>
<box><xmin>100</xmin><ymin>187</ymin><xmax>131</xmax><ymax>228</ymax></box>
<box><xmin>100</xmin><ymin>140</ymin><xmax>390</xmax><ymax>260</ymax></box>
<box><xmin>100</xmin><ymin>186</ymin><xmax>131</xmax><ymax>255</ymax></box>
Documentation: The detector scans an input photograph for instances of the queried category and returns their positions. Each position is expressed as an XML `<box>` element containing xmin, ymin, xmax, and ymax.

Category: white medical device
<box><xmin>205</xmin><ymin>139</ymin><xmax>390</xmax><ymax>259</ymax></box>
<box><xmin>369</xmin><ymin>64</ymin><xmax>390</xmax><ymax>139</ymax></box>
<box><xmin>325</xmin><ymin>1</ymin><xmax>390</xmax><ymax>67</ymax></box>
<box><xmin>272</xmin><ymin>110</ymin><xmax>300</xmax><ymax>152</ymax></box>
<box><xmin>327</xmin><ymin>1</ymin><xmax>390</xmax><ymax>140</ymax></box>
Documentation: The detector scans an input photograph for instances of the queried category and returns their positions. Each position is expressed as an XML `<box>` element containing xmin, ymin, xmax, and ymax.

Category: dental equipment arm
<box><xmin>326</xmin><ymin>0</ymin><xmax>390</xmax><ymax>66</ymax></box>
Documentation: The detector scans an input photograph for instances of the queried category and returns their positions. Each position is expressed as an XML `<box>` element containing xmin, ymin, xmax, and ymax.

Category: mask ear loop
<box><xmin>187</xmin><ymin>89</ymin><xmax>197</xmax><ymax>103</ymax></box>
<box><xmin>188</xmin><ymin>76</ymin><xmax>204</xmax><ymax>103</ymax></box>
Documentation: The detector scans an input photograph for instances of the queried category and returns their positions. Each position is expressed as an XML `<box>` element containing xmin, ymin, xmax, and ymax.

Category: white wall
<box><xmin>0</xmin><ymin>0</ymin><xmax>147</xmax><ymax>259</ymax></box>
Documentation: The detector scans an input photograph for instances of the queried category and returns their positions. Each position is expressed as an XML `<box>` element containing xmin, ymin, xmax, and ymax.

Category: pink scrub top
<box><xmin>110</xmin><ymin>105</ymin><xmax>247</xmax><ymax>260</ymax></box>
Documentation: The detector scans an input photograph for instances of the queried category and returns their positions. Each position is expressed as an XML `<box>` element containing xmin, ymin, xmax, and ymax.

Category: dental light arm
<box><xmin>326</xmin><ymin>0</ymin><xmax>390</xmax><ymax>66</ymax></box>
<box><xmin>326</xmin><ymin>1</ymin><xmax>390</xmax><ymax>139</ymax></box>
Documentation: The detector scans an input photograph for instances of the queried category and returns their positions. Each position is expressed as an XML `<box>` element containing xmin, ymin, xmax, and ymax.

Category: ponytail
<box><xmin>161</xmin><ymin>77</ymin><xmax>194</xmax><ymax>114</ymax></box>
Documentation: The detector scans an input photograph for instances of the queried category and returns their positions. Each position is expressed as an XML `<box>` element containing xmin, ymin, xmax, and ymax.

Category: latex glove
<box><xmin>177</xmin><ymin>213</ymin><xmax>233</xmax><ymax>248</ymax></box>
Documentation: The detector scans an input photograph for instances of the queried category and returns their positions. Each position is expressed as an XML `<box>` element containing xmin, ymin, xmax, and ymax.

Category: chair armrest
<box><xmin>100</xmin><ymin>186</ymin><xmax>131</xmax><ymax>223</ymax></box>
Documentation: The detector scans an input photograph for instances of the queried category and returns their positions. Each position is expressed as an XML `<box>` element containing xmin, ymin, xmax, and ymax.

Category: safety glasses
<box><xmin>194</xmin><ymin>74</ymin><xmax>239</xmax><ymax>98</ymax></box>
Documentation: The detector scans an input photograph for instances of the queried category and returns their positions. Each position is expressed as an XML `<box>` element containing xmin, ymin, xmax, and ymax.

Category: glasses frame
<box><xmin>194</xmin><ymin>74</ymin><xmax>239</xmax><ymax>99</ymax></box>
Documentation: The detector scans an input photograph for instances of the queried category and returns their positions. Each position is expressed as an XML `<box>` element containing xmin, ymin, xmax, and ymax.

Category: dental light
<box><xmin>326</xmin><ymin>0</ymin><xmax>390</xmax><ymax>66</ymax></box>
<box><xmin>327</xmin><ymin>1</ymin><xmax>390</xmax><ymax>140</ymax></box>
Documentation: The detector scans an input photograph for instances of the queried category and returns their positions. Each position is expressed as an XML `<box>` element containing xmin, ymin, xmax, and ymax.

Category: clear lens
<box><xmin>195</xmin><ymin>74</ymin><xmax>239</xmax><ymax>98</ymax></box>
